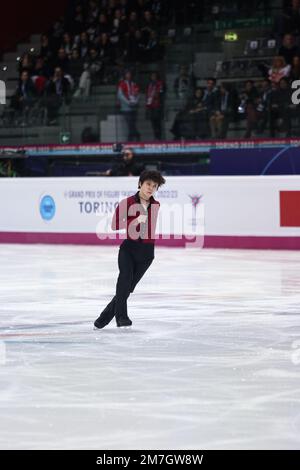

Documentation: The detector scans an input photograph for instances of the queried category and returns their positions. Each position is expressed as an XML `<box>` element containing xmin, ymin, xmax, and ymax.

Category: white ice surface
<box><xmin>0</xmin><ymin>244</ymin><xmax>300</xmax><ymax>450</ymax></box>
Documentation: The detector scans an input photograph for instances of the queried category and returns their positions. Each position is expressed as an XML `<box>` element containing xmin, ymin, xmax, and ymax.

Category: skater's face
<box><xmin>139</xmin><ymin>180</ymin><xmax>158</xmax><ymax>199</ymax></box>
<box><xmin>123</xmin><ymin>150</ymin><xmax>133</xmax><ymax>162</ymax></box>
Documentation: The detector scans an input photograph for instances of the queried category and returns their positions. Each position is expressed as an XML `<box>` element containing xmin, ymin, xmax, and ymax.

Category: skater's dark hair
<box><xmin>138</xmin><ymin>170</ymin><xmax>166</xmax><ymax>189</ymax></box>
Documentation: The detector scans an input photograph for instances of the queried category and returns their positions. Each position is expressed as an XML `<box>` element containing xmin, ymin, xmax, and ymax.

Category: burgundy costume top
<box><xmin>111</xmin><ymin>191</ymin><xmax>160</xmax><ymax>244</ymax></box>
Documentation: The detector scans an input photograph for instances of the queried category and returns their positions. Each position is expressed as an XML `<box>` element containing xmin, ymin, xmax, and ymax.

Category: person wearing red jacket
<box><xmin>117</xmin><ymin>71</ymin><xmax>141</xmax><ymax>141</ymax></box>
<box><xmin>146</xmin><ymin>72</ymin><xmax>165</xmax><ymax>140</ymax></box>
<box><xmin>94</xmin><ymin>170</ymin><xmax>166</xmax><ymax>329</ymax></box>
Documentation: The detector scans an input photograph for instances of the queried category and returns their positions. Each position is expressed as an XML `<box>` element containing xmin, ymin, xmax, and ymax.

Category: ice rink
<box><xmin>0</xmin><ymin>243</ymin><xmax>300</xmax><ymax>450</ymax></box>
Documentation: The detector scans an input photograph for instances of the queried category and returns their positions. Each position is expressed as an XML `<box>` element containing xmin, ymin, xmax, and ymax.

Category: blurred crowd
<box><xmin>7</xmin><ymin>0</ymin><xmax>168</xmax><ymax>126</ymax></box>
<box><xmin>4</xmin><ymin>0</ymin><xmax>300</xmax><ymax>139</ymax></box>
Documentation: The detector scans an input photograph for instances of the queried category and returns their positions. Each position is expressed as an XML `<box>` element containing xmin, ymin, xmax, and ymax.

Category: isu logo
<box><xmin>189</xmin><ymin>194</ymin><xmax>203</xmax><ymax>231</ymax></box>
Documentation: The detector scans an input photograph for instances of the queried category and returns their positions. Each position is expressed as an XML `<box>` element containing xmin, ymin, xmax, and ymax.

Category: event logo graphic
<box><xmin>0</xmin><ymin>80</ymin><xmax>6</xmax><ymax>105</ymax></box>
<box><xmin>189</xmin><ymin>194</ymin><xmax>203</xmax><ymax>231</ymax></box>
<box><xmin>40</xmin><ymin>195</ymin><xmax>56</xmax><ymax>221</ymax></box>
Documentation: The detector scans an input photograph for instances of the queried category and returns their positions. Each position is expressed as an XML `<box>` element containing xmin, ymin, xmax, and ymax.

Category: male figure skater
<box><xmin>94</xmin><ymin>170</ymin><xmax>166</xmax><ymax>329</ymax></box>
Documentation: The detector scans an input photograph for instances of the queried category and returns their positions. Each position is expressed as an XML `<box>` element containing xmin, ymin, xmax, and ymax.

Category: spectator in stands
<box><xmin>86</xmin><ymin>46</ymin><xmax>103</xmax><ymax>80</ymax></box>
<box><xmin>96</xmin><ymin>13</ymin><xmax>111</xmax><ymax>36</ymax></box>
<box><xmin>10</xmin><ymin>70</ymin><xmax>37</xmax><ymax>124</ymax></box>
<box><xmin>61</xmin><ymin>33</ymin><xmax>75</xmax><ymax>58</ymax></box>
<box><xmin>32</xmin><ymin>56</ymin><xmax>51</xmax><ymax>79</ymax></box>
<box><xmin>55</xmin><ymin>48</ymin><xmax>70</xmax><ymax>73</ymax></box>
<box><xmin>170</xmin><ymin>87</ymin><xmax>209</xmax><ymax>140</ymax></box>
<box><xmin>97</xmin><ymin>33</ymin><xmax>115</xmax><ymax>81</ymax></box>
<box><xmin>135</xmin><ymin>0</ymin><xmax>148</xmax><ymax>18</ymax></box>
<box><xmin>240</xmin><ymin>80</ymin><xmax>259</xmax><ymax>138</ymax></box>
<box><xmin>119</xmin><ymin>0</ymin><xmax>130</xmax><ymax>17</ymax></box>
<box><xmin>31</xmin><ymin>57</ymin><xmax>51</xmax><ymax>96</ymax></box>
<box><xmin>39</xmin><ymin>34</ymin><xmax>53</xmax><ymax>64</ymax></box>
<box><xmin>202</xmin><ymin>77</ymin><xmax>218</xmax><ymax>118</ymax></box>
<box><xmin>269</xmin><ymin>77</ymin><xmax>293</xmax><ymax>137</ymax></box>
<box><xmin>111</xmin><ymin>8</ymin><xmax>128</xmax><ymax>36</ymax></box>
<box><xmin>98</xmin><ymin>32</ymin><xmax>113</xmax><ymax>61</ymax></box>
<box><xmin>44</xmin><ymin>67</ymin><xmax>71</xmax><ymax>125</ymax></box>
<box><xmin>174</xmin><ymin>65</ymin><xmax>195</xmax><ymax>109</ymax></box>
<box><xmin>256</xmin><ymin>79</ymin><xmax>272</xmax><ymax>134</ymax></box>
<box><xmin>269</xmin><ymin>81</ymin><xmax>279</xmax><ymax>137</ymax></box>
<box><xmin>68</xmin><ymin>3</ymin><xmax>85</xmax><ymax>36</ymax></box>
<box><xmin>268</xmin><ymin>56</ymin><xmax>291</xmax><ymax>84</ymax></box>
<box><xmin>146</xmin><ymin>71</ymin><xmax>165</xmax><ymax>140</ymax></box>
<box><xmin>210</xmin><ymin>83</ymin><xmax>233</xmax><ymax>139</ymax></box>
<box><xmin>278</xmin><ymin>33</ymin><xmax>300</xmax><ymax>65</ymax></box>
<box><xmin>76</xmin><ymin>32</ymin><xmax>91</xmax><ymax>59</ymax></box>
<box><xmin>169</xmin><ymin>107</ymin><xmax>186</xmax><ymax>140</ymax></box>
<box><xmin>124</xmin><ymin>28</ymin><xmax>145</xmax><ymax>63</ymax></box>
<box><xmin>141</xmin><ymin>10</ymin><xmax>158</xmax><ymax>43</ymax></box>
<box><xmin>104</xmin><ymin>147</ymin><xmax>144</xmax><ymax>176</ymax></box>
<box><xmin>74</xmin><ymin>47</ymin><xmax>102</xmax><ymax>97</ymax></box>
<box><xmin>18</xmin><ymin>53</ymin><xmax>34</xmax><ymax>76</ymax></box>
<box><xmin>187</xmin><ymin>87</ymin><xmax>209</xmax><ymax>139</ymax></box>
<box><xmin>50</xmin><ymin>18</ymin><xmax>65</xmax><ymax>53</ymax></box>
<box><xmin>127</xmin><ymin>11</ymin><xmax>140</xmax><ymax>31</ymax></box>
<box><xmin>117</xmin><ymin>70</ymin><xmax>140</xmax><ymax>141</ymax></box>
<box><xmin>107</xmin><ymin>0</ymin><xmax>119</xmax><ymax>20</ymax></box>
<box><xmin>69</xmin><ymin>49</ymin><xmax>84</xmax><ymax>91</ymax></box>
<box><xmin>85</xmin><ymin>0</ymin><xmax>100</xmax><ymax>44</ymax></box>
<box><xmin>150</xmin><ymin>0</ymin><xmax>164</xmax><ymax>22</ymax></box>
<box><xmin>143</xmin><ymin>30</ymin><xmax>162</xmax><ymax>63</ymax></box>
<box><xmin>86</xmin><ymin>0</ymin><xmax>100</xmax><ymax>28</ymax></box>
<box><xmin>109</xmin><ymin>10</ymin><xmax>126</xmax><ymax>61</ymax></box>
<box><xmin>290</xmin><ymin>54</ymin><xmax>300</xmax><ymax>80</ymax></box>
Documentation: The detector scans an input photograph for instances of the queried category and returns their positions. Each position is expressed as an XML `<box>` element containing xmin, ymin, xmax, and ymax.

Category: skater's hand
<box><xmin>136</xmin><ymin>214</ymin><xmax>147</xmax><ymax>224</ymax></box>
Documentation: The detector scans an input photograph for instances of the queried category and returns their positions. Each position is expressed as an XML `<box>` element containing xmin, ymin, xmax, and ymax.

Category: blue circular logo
<box><xmin>40</xmin><ymin>195</ymin><xmax>56</xmax><ymax>221</ymax></box>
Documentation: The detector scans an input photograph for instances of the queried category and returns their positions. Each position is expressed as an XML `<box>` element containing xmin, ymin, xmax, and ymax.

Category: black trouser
<box><xmin>149</xmin><ymin>108</ymin><xmax>163</xmax><ymax>140</ymax></box>
<box><xmin>122</xmin><ymin>111</ymin><xmax>140</xmax><ymax>141</ymax></box>
<box><xmin>98</xmin><ymin>239</ymin><xmax>154</xmax><ymax>325</ymax></box>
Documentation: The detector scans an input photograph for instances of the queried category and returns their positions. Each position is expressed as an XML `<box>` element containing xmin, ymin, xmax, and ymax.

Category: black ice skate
<box><xmin>116</xmin><ymin>316</ymin><xmax>132</xmax><ymax>328</ymax></box>
<box><xmin>94</xmin><ymin>312</ymin><xmax>115</xmax><ymax>329</ymax></box>
<box><xmin>94</xmin><ymin>298</ymin><xmax>116</xmax><ymax>329</ymax></box>
<box><xmin>94</xmin><ymin>316</ymin><xmax>110</xmax><ymax>329</ymax></box>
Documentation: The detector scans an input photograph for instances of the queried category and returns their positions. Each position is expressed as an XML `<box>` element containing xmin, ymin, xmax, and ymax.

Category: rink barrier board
<box><xmin>1</xmin><ymin>232</ymin><xmax>300</xmax><ymax>249</ymax></box>
<box><xmin>2</xmin><ymin>137</ymin><xmax>300</xmax><ymax>155</ymax></box>
<box><xmin>1</xmin><ymin>175</ymin><xmax>300</xmax><ymax>249</ymax></box>
<box><xmin>0</xmin><ymin>232</ymin><xmax>185</xmax><ymax>247</ymax></box>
